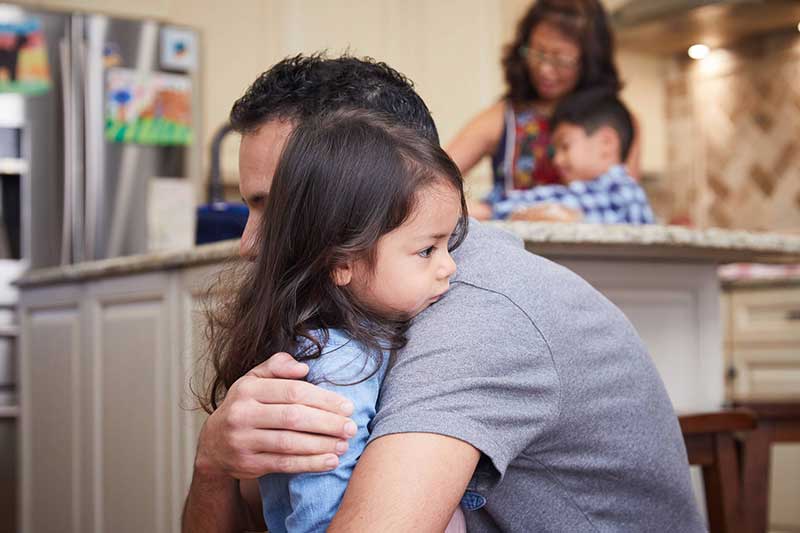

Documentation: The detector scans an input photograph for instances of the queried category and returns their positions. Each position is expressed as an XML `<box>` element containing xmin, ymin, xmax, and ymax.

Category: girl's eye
<box><xmin>418</xmin><ymin>246</ymin><xmax>435</xmax><ymax>258</ymax></box>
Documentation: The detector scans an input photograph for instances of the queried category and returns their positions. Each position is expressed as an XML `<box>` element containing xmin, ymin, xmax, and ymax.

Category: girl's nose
<box><xmin>440</xmin><ymin>252</ymin><xmax>457</xmax><ymax>279</ymax></box>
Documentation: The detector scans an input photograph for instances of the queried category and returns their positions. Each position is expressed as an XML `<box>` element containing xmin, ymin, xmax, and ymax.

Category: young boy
<box><xmin>491</xmin><ymin>89</ymin><xmax>655</xmax><ymax>224</ymax></box>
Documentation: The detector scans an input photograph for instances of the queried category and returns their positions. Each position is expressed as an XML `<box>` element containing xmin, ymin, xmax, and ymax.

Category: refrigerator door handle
<box><xmin>69</xmin><ymin>16</ymin><xmax>85</xmax><ymax>264</ymax></box>
<box><xmin>83</xmin><ymin>15</ymin><xmax>108</xmax><ymax>262</ymax></box>
<box><xmin>58</xmin><ymin>37</ymin><xmax>73</xmax><ymax>265</ymax></box>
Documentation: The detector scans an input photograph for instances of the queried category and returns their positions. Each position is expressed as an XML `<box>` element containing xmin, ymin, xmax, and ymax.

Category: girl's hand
<box><xmin>194</xmin><ymin>353</ymin><xmax>357</xmax><ymax>480</ymax></box>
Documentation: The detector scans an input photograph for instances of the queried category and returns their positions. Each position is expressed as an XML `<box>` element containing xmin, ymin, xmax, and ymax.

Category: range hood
<box><xmin>611</xmin><ymin>0</ymin><xmax>800</xmax><ymax>54</ymax></box>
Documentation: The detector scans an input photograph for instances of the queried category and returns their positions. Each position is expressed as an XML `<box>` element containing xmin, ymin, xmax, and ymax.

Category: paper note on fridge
<box><xmin>105</xmin><ymin>67</ymin><xmax>192</xmax><ymax>145</ymax></box>
<box><xmin>147</xmin><ymin>177</ymin><xmax>196</xmax><ymax>253</ymax></box>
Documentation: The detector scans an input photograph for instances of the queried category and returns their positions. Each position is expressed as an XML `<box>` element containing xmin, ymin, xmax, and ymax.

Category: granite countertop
<box><xmin>16</xmin><ymin>222</ymin><xmax>800</xmax><ymax>288</ymax></box>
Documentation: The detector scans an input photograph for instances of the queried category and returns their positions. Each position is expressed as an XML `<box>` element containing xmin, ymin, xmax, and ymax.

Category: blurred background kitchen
<box><xmin>1</xmin><ymin>0</ymin><xmax>799</xmax><ymax>532</ymax></box>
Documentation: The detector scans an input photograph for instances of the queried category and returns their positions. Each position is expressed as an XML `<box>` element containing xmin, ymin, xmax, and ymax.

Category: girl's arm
<box><xmin>181</xmin><ymin>354</ymin><xmax>355</xmax><ymax>533</ymax></box>
<box><xmin>283</xmin><ymin>378</ymin><xmax>379</xmax><ymax>532</ymax></box>
<box><xmin>445</xmin><ymin>101</ymin><xmax>505</xmax><ymax>175</ymax></box>
<box><xmin>270</xmin><ymin>344</ymin><xmax>387</xmax><ymax>533</ymax></box>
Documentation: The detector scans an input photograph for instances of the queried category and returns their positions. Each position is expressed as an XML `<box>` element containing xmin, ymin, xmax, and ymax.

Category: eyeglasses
<box><xmin>519</xmin><ymin>46</ymin><xmax>580</xmax><ymax>71</ymax></box>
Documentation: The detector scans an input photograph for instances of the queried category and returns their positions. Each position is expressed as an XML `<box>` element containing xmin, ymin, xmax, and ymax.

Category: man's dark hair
<box><xmin>551</xmin><ymin>89</ymin><xmax>634</xmax><ymax>161</ymax></box>
<box><xmin>229</xmin><ymin>53</ymin><xmax>439</xmax><ymax>144</ymax></box>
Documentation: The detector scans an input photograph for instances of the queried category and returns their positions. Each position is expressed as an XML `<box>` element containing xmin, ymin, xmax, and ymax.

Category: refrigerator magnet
<box><xmin>160</xmin><ymin>26</ymin><xmax>197</xmax><ymax>73</ymax></box>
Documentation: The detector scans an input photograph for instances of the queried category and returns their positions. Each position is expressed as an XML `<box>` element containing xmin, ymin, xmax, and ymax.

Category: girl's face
<box><xmin>341</xmin><ymin>182</ymin><xmax>461</xmax><ymax>320</ymax></box>
<box><xmin>524</xmin><ymin>21</ymin><xmax>582</xmax><ymax>103</ymax></box>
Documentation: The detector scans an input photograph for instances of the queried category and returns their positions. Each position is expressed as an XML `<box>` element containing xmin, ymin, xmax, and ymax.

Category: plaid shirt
<box><xmin>489</xmin><ymin>165</ymin><xmax>655</xmax><ymax>224</ymax></box>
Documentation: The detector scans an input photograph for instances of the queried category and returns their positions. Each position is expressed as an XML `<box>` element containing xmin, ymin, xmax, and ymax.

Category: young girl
<box><xmin>203</xmin><ymin>108</ymin><xmax>469</xmax><ymax>532</ymax></box>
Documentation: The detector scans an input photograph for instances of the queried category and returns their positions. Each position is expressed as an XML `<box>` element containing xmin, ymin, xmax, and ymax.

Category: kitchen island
<box><xmin>15</xmin><ymin>222</ymin><xmax>800</xmax><ymax>533</ymax></box>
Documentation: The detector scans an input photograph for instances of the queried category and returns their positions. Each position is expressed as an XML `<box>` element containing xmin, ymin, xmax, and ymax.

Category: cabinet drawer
<box><xmin>730</xmin><ymin>346</ymin><xmax>800</xmax><ymax>400</ymax></box>
<box><xmin>729</xmin><ymin>288</ymin><xmax>800</xmax><ymax>344</ymax></box>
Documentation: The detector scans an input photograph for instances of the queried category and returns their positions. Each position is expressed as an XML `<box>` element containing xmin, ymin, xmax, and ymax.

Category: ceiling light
<box><xmin>688</xmin><ymin>44</ymin><xmax>710</xmax><ymax>60</ymax></box>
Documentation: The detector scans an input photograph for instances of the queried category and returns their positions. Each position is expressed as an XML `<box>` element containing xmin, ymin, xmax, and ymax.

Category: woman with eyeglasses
<box><xmin>447</xmin><ymin>0</ymin><xmax>640</xmax><ymax>220</ymax></box>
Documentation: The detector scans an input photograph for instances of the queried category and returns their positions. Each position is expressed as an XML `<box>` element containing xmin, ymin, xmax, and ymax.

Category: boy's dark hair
<box><xmin>229</xmin><ymin>53</ymin><xmax>439</xmax><ymax>144</ymax></box>
<box><xmin>502</xmin><ymin>0</ymin><xmax>621</xmax><ymax>104</ymax></box>
<box><xmin>202</xmin><ymin>109</ymin><xmax>467</xmax><ymax>412</ymax></box>
<box><xmin>551</xmin><ymin>89</ymin><xmax>634</xmax><ymax>161</ymax></box>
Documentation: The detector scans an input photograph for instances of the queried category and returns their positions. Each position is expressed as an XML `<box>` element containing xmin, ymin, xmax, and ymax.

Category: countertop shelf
<box><xmin>0</xmin><ymin>405</ymin><xmax>19</xmax><ymax>418</ymax></box>
<box><xmin>0</xmin><ymin>324</ymin><xmax>18</xmax><ymax>337</ymax></box>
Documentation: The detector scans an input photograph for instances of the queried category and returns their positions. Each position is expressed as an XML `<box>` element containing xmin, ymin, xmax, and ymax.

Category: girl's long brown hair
<box><xmin>199</xmin><ymin>109</ymin><xmax>468</xmax><ymax>413</ymax></box>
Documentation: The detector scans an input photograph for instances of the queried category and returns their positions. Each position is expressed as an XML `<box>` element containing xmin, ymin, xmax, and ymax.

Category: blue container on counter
<box><xmin>195</xmin><ymin>202</ymin><xmax>248</xmax><ymax>245</ymax></box>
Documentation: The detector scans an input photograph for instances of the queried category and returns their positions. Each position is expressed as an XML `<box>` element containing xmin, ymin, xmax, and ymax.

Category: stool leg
<box><xmin>740</xmin><ymin>423</ymin><xmax>772</xmax><ymax>533</ymax></box>
<box><xmin>703</xmin><ymin>433</ymin><xmax>741</xmax><ymax>533</ymax></box>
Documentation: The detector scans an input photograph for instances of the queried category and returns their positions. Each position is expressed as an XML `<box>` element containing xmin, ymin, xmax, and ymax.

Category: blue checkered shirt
<box><xmin>489</xmin><ymin>165</ymin><xmax>655</xmax><ymax>224</ymax></box>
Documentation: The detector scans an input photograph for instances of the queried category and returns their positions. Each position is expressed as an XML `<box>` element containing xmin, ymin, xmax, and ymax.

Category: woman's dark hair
<box><xmin>200</xmin><ymin>109</ymin><xmax>468</xmax><ymax>413</ymax></box>
<box><xmin>502</xmin><ymin>0</ymin><xmax>621</xmax><ymax>104</ymax></box>
<box><xmin>230</xmin><ymin>53</ymin><xmax>439</xmax><ymax>144</ymax></box>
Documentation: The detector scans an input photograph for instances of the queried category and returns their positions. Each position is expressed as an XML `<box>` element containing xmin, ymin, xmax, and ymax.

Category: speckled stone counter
<box><xmin>501</xmin><ymin>222</ymin><xmax>800</xmax><ymax>263</ymax></box>
<box><xmin>16</xmin><ymin>222</ymin><xmax>800</xmax><ymax>288</ymax></box>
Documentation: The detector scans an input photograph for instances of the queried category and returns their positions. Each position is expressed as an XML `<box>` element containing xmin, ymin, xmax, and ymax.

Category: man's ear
<box><xmin>332</xmin><ymin>263</ymin><xmax>353</xmax><ymax>287</ymax></box>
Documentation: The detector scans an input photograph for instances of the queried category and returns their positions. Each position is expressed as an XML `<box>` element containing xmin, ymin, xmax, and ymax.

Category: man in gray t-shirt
<box><xmin>183</xmin><ymin>56</ymin><xmax>704</xmax><ymax>533</ymax></box>
<box><xmin>369</xmin><ymin>220</ymin><xmax>704</xmax><ymax>532</ymax></box>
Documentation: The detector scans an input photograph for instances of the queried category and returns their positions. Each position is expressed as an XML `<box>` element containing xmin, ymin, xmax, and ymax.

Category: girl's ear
<box><xmin>332</xmin><ymin>263</ymin><xmax>353</xmax><ymax>286</ymax></box>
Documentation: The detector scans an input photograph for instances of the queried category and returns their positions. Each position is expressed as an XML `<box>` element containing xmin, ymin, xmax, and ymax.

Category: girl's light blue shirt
<box><xmin>258</xmin><ymin>329</ymin><xmax>390</xmax><ymax>533</ymax></box>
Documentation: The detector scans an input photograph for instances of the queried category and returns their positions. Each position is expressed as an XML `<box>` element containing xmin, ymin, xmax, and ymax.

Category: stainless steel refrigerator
<box><xmin>0</xmin><ymin>4</ymin><xmax>202</xmax><ymax>269</ymax></box>
<box><xmin>0</xmin><ymin>8</ymin><xmax>201</xmax><ymax>530</ymax></box>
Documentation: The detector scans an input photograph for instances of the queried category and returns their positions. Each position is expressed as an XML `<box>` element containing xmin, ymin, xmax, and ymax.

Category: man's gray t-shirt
<box><xmin>369</xmin><ymin>221</ymin><xmax>704</xmax><ymax>532</ymax></box>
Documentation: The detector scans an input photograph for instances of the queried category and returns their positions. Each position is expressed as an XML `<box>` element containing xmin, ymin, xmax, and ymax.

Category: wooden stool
<box><xmin>679</xmin><ymin>410</ymin><xmax>757</xmax><ymax>533</ymax></box>
<box><xmin>732</xmin><ymin>400</ymin><xmax>800</xmax><ymax>533</ymax></box>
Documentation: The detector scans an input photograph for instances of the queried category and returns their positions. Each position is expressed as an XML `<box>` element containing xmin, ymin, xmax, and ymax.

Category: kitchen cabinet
<box><xmin>16</xmin><ymin>224</ymin><xmax>800</xmax><ymax>533</ymax></box>
<box><xmin>19</xmin><ymin>269</ymin><xmax>216</xmax><ymax>533</ymax></box>
<box><xmin>724</xmin><ymin>280</ymin><xmax>800</xmax><ymax>533</ymax></box>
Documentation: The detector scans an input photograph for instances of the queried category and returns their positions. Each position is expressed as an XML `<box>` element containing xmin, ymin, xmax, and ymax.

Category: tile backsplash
<box><xmin>662</xmin><ymin>30</ymin><xmax>800</xmax><ymax>232</ymax></box>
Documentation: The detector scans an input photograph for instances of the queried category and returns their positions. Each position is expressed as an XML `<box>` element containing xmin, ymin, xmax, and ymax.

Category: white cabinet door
<box><xmin>175</xmin><ymin>264</ymin><xmax>221</xmax><ymax>499</ymax></box>
<box><xmin>557</xmin><ymin>259</ymin><xmax>724</xmax><ymax>412</ymax></box>
<box><xmin>19</xmin><ymin>285</ymin><xmax>83</xmax><ymax>533</ymax></box>
<box><xmin>85</xmin><ymin>273</ymin><xmax>176</xmax><ymax>533</ymax></box>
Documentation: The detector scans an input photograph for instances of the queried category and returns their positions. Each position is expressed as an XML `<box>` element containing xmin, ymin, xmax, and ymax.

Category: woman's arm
<box><xmin>445</xmin><ymin>100</ymin><xmax>506</xmax><ymax>175</ymax></box>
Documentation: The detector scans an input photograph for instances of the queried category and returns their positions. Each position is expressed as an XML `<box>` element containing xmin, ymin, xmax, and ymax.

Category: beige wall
<box><xmin>14</xmin><ymin>0</ymin><xmax>669</xmax><ymax>200</ymax></box>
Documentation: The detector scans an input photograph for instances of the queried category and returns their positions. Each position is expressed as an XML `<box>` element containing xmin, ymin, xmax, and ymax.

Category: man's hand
<box><xmin>195</xmin><ymin>352</ymin><xmax>358</xmax><ymax>479</ymax></box>
<box><xmin>183</xmin><ymin>352</ymin><xmax>357</xmax><ymax>533</ymax></box>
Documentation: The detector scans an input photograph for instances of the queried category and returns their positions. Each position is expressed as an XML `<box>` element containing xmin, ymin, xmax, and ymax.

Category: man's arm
<box><xmin>182</xmin><ymin>353</ymin><xmax>358</xmax><ymax>533</ymax></box>
<box><xmin>328</xmin><ymin>433</ymin><xmax>480</xmax><ymax>532</ymax></box>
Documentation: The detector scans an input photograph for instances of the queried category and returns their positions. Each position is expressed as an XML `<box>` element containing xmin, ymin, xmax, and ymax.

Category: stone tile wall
<box><xmin>663</xmin><ymin>30</ymin><xmax>800</xmax><ymax>232</ymax></box>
